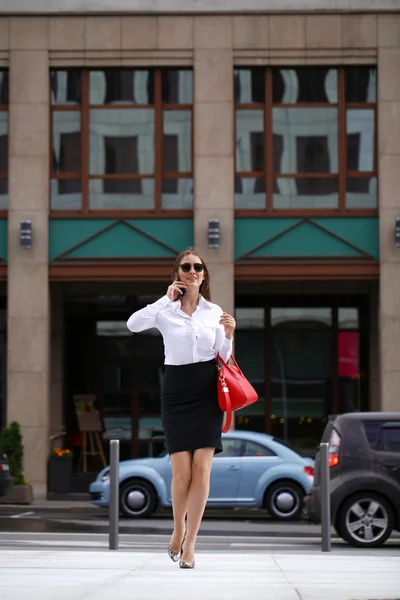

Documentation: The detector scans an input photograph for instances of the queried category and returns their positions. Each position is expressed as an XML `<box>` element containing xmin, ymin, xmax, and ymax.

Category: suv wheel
<box><xmin>337</xmin><ymin>492</ymin><xmax>394</xmax><ymax>548</ymax></box>
<box><xmin>120</xmin><ymin>479</ymin><xmax>157</xmax><ymax>518</ymax></box>
<box><xmin>265</xmin><ymin>481</ymin><xmax>304</xmax><ymax>520</ymax></box>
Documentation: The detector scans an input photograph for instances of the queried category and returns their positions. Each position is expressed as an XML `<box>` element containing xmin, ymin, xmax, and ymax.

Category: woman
<box><xmin>126</xmin><ymin>249</ymin><xmax>236</xmax><ymax>569</ymax></box>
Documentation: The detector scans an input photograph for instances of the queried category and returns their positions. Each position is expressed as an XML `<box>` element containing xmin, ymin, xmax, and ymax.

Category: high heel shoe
<box><xmin>179</xmin><ymin>539</ymin><xmax>195</xmax><ymax>569</ymax></box>
<box><xmin>168</xmin><ymin>528</ymin><xmax>187</xmax><ymax>563</ymax></box>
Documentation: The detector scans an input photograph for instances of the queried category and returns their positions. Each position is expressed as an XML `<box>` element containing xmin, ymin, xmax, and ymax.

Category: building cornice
<box><xmin>0</xmin><ymin>0</ymin><xmax>400</xmax><ymax>15</ymax></box>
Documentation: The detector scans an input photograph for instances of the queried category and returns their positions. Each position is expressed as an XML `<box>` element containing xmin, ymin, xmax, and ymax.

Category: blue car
<box><xmin>89</xmin><ymin>430</ymin><xmax>315</xmax><ymax>521</ymax></box>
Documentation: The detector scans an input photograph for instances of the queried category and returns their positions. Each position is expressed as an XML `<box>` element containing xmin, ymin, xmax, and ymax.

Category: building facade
<box><xmin>0</xmin><ymin>1</ymin><xmax>399</xmax><ymax>497</ymax></box>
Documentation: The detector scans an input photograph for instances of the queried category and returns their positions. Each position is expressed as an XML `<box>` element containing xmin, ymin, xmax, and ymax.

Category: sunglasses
<box><xmin>179</xmin><ymin>263</ymin><xmax>204</xmax><ymax>273</ymax></box>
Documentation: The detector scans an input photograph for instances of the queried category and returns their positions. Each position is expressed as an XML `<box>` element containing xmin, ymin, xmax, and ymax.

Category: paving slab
<box><xmin>0</xmin><ymin>550</ymin><xmax>399</xmax><ymax>600</ymax></box>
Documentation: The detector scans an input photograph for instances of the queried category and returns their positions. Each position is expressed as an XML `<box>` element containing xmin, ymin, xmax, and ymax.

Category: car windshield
<box><xmin>272</xmin><ymin>437</ymin><xmax>303</xmax><ymax>457</ymax></box>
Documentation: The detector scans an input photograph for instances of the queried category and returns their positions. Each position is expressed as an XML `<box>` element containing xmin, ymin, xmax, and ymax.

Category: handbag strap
<box><xmin>221</xmin><ymin>387</ymin><xmax>232</xmax><ymax>433</ymax></box>
<box><xmin>219</xmin><ymin>363</ymin><xmax>232</xmax><ymax>433</ymax></box>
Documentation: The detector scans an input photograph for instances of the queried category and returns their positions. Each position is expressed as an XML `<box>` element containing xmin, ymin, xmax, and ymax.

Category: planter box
<box><xmin>0</xmin><ymin>484</ymin><xmax>33</xmax><ymax>505</ymax></box>
<box><xmin>48</xmin><ymin>456</ymin><xmax>72</xmax><ymax>495</ymax></box>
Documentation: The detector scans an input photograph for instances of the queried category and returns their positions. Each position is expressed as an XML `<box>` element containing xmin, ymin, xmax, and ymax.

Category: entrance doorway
<box><xmin>65</xmin><ymin>294</ymin><xmax>166</xmax><ymax>464</ymax></box>
<box><xmin>235</xmin><ymin>295</ymin><xmax>369</xmax><ymax>453</ymax></box>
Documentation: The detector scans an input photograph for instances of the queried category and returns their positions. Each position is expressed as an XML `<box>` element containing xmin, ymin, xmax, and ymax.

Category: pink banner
<box><xmin>338</xmin><ymin>331</ymin><xmax>359</xmax><ymax>378</ymax></box>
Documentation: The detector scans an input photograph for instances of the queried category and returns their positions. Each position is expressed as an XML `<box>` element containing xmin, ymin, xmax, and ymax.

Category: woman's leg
<box><xmin>169</xmin><ymin>450</ymin><xmax>192</xmax><ymax>552</ymax></box>
<box><xmin>181</xmin><ymin>447</ymin><xmax>215</xmax><ymax>563</ymax></box>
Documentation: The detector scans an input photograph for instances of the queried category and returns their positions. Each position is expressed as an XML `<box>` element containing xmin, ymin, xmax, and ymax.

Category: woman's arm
<box><xmin>126</xmin><ymin>296</ymin><xmax>171</xmax><ymax>333</ymax></box>
<box><xmin>214</xmin><ymin>325</ymin><xmax>233</xmax><ymax>362</ymax></box>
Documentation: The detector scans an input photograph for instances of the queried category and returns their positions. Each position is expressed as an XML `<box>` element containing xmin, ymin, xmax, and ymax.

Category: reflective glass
<box><xmin>0</xmin><ymin>179</ymin><xmax>7</xmax><ymax>209</ymax></box>
<box><xmin>89</xmin><ymin>109</ymin><xmax>155</xmax><ymax>175</ymax></box>
<box><xmin>345</xmin><ymin>67</ymin><xmax>377</xmax><ymax>103</ymax></box>
<box><xmin>339</xmin><ymin>308</ymin><xmax>359</xmax><ymax>330</ymax></box>
<box><xmin>89</xmin><ymin>69</ymin><xmax>154</xmax><ymax>105</ymax></box>
<box><xmin>0</xmin><ymin>72</ymin><xmax>8</xmax><ymax>105</ymax></box>
<box><xmin>270</xmin><ymin>329</ymin><xmax>331</xmax><ymax>446</ymax></box>
<box><xmin>0</xmin><ymin>115</ymin><xmax>8</xmax><ymax>174</ymax></box>
<box><xmin>234</xmin><ymin>69</ymin><xmax>265</xmax><ymax>103</ymax></box>
<box><xmin>235</xmin><ymin>177</ymin><xmax>266</xmax><ymax>209</ymax></box>
<box><xmin>89</xmin><ymin>178</ymin><xmax>154</xmax><ymax>209</ymax></box>
<box><xmin>235</xmin><ymin>329</ymin><xmax>265</xmax><ymax>433</ymax></box>
<box><xmin>51</xmin><ymin>70</ymin><xmax>82</xmax><ymax>105</ymax></box>
<box><xmin>346</xmin><ymin>176</ymin><xmax>377</xmax><ymax>208</ymax></box>
<box><xmin>52</xmin><ymin>111</ymin><xmax>81</xmax><ymax>173</ymax></box>
<box><xmin>162</xmin><ymin>70</ymin><xmax>193</xmax><ymax>104</ymax></box>
<box><xmin>235</xmin><ymin>308</ymin><xmax>265</xmax><ymax>330</ymax></box>
<box><xmin>163</xmin><ymin>111</ymin><xmax>191</xmax><ymax>173</ymax></box>
<box><xmin>271</xmin><ymin>308</ymin><xmax>332</xmax><ymax>329</ymax></box>
<box><xmin>346</xmin><ymin>109</ymin><xmax>375</xmax><ymax>172</ymax></box>
<box><xmin>273</xmin><ymin>108</ymin><xmax>338</xmax><ymax>173</ymax></box>
<box><xmin>236</xmin><ymin>109</ymin><xmax>264</xmax><ymax>172</ymax></box>
<box><xmin>51</xmin><ymin>178</ymin><xmax>82</xmax><ymax>210</ymax></box>
<box><xmin>273</xmin><ymin>68</ymin><xmax>337</xmax><ymax>103</ymax></box>
<box><xmin>273</xmin><ymin>177</ymin><xmax>339</xmax><ymax>209</ymax></box>
<box><xmin>161</xmin><ymin>178</ymin><xmax>193</xmax><ymax>209</ymax></box>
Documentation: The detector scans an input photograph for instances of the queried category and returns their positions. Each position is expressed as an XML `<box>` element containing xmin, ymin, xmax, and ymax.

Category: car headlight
<box><xmin>100</xmin><ymin>468</ymin><xmax>110</xmax><ymax>481</ymax></box>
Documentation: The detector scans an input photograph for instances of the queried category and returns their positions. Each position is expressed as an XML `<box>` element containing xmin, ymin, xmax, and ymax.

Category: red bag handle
<box><xmin>217</xmin><ymin>353</ymin><xmax>244</xmax><ymax>377</ymax></box>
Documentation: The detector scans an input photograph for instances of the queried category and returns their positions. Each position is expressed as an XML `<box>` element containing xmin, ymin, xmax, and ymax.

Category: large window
<box><xmin>0</xmin><ymin>71</ymin><xmax>8</xmax><ymax>210</ymax></box>
<box><xmin>234</xmin><ymin>67</ymin><xmax>377</xmax><ymax>213</ymax></box>
<box><xmin>50</xmin><ymin>69</ymin><xmax>193</xmax><ymax>214</ymax></box>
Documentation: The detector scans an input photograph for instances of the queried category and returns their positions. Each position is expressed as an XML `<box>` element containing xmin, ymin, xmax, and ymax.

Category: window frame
<box><xmin>234</xmin><ymin>66</ymin><xmax>378</xmax><ymax>217</ymax></box>
<box><xmin>50</xmin><ymin>68</ymin><xmax>193</xmax><ymax>218</ymax></box>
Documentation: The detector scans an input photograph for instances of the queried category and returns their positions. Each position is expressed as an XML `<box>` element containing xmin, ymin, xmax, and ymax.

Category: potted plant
<box><xmin>49</xmin><ymin>447</ymin><xmax>73</xmax><ymax>495</ymax></box>
<box><xmin>0</xmin><ymin>421</ymin><xmax>33</xmax><ymax>504</ymax></box>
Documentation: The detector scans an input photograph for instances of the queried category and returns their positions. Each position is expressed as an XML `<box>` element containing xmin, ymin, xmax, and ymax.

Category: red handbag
<box><xmin>217</xmin><ymin>354</ymin><xmax>258</xmax><ymax>433</ymax></box>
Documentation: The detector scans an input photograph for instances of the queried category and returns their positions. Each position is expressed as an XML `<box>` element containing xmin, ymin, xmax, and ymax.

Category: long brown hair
<box><xmin>171</xmin><ymin>249</ymin><xmax>211</xmax><ymax>301</ymax></box>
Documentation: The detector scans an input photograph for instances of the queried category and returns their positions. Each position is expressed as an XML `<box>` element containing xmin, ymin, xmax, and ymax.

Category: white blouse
<box><xmin>126</xmin><ymin>295</ymin><xmax>233</xmax><ymax>366</ymax></box>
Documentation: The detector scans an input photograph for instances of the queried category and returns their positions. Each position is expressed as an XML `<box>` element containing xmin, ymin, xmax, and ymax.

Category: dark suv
<box><xmin>0</xmin><ymin>452</ymin><xmax>12</xmax><ymax>498</ymax></box>
<box><xmin>304</xmin><ymin>412</ymin><xmax>400</xmax><ymax>548</ymax></box>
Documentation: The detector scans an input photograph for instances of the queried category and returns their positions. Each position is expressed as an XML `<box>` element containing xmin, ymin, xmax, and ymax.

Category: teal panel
<box><xmin>49</xmin><ymin>219</ymin><xmax>193</xmax><ymax>261</ymax></box>
<box><xmin>251</xmin><ymin>220</ymin><xmax>363</xmax><ymax>257</ymax></box>
<box><xmin>0</xmin><ymin>220</ymin><xmax>6</xmax><ymax>261</ymax></box>
<box><xmin>235</xmin><ymin>217</ymin><xmax>379</xmax><ymax>260</ymax></box>
<box><xmin>313</xmin><ymin>218</ymin><xmax>379</xmax><ymax>260</ymax></box>
<box><xmin>234</xmin><ymin>219</ymin><xmax>299</xmax><ymax>260</ymax></box>
<box><xmin>126</xmin><ymin>220</ymin><xmax>193</xmax><ymax>253</ymax></box>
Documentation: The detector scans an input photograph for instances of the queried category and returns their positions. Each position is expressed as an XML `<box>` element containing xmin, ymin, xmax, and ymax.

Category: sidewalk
<box><xmin>0</xmin><ymin>549</ymin><xmax>399</xmax><ymax>600</ymax></box>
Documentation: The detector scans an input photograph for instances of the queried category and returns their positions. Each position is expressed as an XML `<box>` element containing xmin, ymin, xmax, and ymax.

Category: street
<box><xmin>0</xmin><ymin>505</ymin><xmax>399</xmax><ymax>555</ymax></box>
<box><xmin>1</xmin><ymin>506</ymin><xmax>400</xmax><ymax>600</ymax></box>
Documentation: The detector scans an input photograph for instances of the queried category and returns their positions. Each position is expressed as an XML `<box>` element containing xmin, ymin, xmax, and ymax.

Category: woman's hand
<box><xmin>167</xmin><ymin>279</ymin><xmax>187</xmax><ymax>301</ymax></box>
<box><xmin>219</xmin><ymin>312</ymin><xmax>236</xmax><ymax>339</ymax></box>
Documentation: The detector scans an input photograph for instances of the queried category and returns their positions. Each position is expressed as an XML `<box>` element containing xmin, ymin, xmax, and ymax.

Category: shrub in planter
<box><xmin>0</xmin><ymin>421</ymin><xmax>25</xmax><ymax>485</ymax></box>
<box><xmin>0</xmin><ymin>421</ymin><xmax>33</xmax><ymax>504</ymax></box>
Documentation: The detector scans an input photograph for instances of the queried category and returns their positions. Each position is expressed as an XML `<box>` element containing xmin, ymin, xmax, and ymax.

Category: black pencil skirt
<box><xmin>161</xmin><ymin>359</ymin><xmax>223</xmax><ymax>455</ymax></box>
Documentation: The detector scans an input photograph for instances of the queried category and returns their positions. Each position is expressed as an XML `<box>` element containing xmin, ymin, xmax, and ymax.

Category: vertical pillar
<box><xmin>7</xmin><ymin>18</ymin><xmax>50</xmax><ymax>498</ymax></box>
<box><xmin>193</xmin><ymin>16</ymin><xmax>234</xmax><ymax>317</ymax></box>
<box><xmin>377</xmin><ymin>15</ymin><xmax>400</xmax><ymax>413</ymax></box>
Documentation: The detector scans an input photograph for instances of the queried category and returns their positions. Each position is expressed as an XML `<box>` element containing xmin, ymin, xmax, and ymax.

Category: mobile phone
<box><xmin>177</xmin><ymin>275</ymin><xmax>186</xmax><ymax>296</ymax></box>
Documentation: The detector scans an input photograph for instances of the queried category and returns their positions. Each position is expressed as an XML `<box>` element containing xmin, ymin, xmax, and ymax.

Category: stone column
<box><xmin>193</xmin><ymin>16</ymin><xmax>234</xmax><ymax>317</ymax></box>
<box><xmin>7</xmin><ymin>18</ymin><xmax>50</xmax><ymax>498</ymax></box>
<box><xmin>378</xmin><ymin>14</ymin><xmax>400</xmax><ymax>413</ymax></box>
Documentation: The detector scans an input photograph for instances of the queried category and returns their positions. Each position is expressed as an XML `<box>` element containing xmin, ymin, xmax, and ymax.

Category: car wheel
<box><xmin>119</xmin><ymin>479</ymin><xmax>157</xmax><ymax>518</ymax></box>
<box><xmin>337</xmin><ymin>492</ymin><xmax>394</xmax><ymax>548</ymax></box>
<box><xmin>265</xmin><ymin>481</ymin><xmax>304</xmax><ymax>521</ymax></box>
